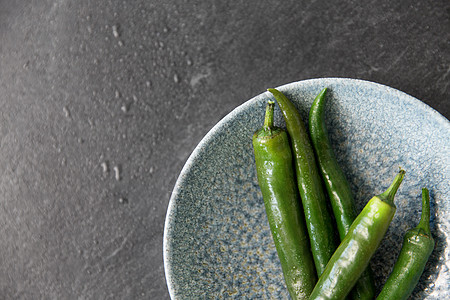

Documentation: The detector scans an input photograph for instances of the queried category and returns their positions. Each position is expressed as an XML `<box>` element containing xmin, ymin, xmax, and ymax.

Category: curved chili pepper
<box><xmin>309</xmin><ymin>169</ymin><xmax>406</xmax><ymax>300</ymax></box>
<box><xmin>253</xmin><ymin>101</ymin><xmax>317</xmax><ymax>299</ymax></box>
<box><xmin>376</xmin><ymin>188</ymin><xmax>435</xmax><ymax>300</ymax></box>
<box><xmin>309</xmin><ymin>88</ymin><xmax>375</xmax><ymax>300</ymax></box>
<box><xmin>267</xmin><ymin>88</ymin><xmax>338</xmax><ymax>276</ymax></box>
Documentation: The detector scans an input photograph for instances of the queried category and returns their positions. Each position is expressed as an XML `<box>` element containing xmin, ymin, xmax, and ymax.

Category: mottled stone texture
<box><xmin>0</xmin><ymin>1</ymin><xmax>448</xmax><ymax>299</ymax></box>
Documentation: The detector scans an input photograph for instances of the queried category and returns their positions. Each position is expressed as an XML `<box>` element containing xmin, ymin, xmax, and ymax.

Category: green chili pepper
<box><xmin>309</xmin><ymin>169</ymin><xmax>406</xmax><ymax>300</ymax></box>
<box><xmin>376</xmin><ymin>188</ymin><xmax>435</xmax><ymax>300</ymax></box>
<box><xmin>309</xmin><ymin>88</ymin><xmax>375</xmax><ymax>300</ymax></box>
<box><xmin>253</xmin><ymin>101</ymin><xmax>317</xmax><ymax>299</ymax></box>
<box><xmin>268</xmin><ymin>88</ymin><xmax>338</xmax><ymax>276</ymax></box>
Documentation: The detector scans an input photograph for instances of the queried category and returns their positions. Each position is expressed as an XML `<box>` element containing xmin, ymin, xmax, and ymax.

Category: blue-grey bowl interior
<box><xmin>163</xmin><ymin>78</ymin><xmax>449</xmax><ymax>299</ymax></box>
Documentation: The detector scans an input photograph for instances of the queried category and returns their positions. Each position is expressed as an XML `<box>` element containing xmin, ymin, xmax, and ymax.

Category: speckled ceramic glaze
<box><xmin>163</xmin><ymin>78</ymin><xmax>449</xmax><ymax>299</ymax></box>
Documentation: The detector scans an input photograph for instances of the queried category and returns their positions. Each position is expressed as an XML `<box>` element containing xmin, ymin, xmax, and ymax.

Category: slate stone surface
<box><xmin>0</xmin><ymin>1</ymin><xmax>448</xmax><ymax>299</ymax></box>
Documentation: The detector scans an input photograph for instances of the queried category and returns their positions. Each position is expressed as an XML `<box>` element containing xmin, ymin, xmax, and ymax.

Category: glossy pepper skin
<box><xmin>253</xmin><ymin>101</ymin><xmax>317</xmax><ymax>299</ymax></box>
<box><xmin>309</xmin><ymin>88</ymin><xmax>375</xmax><ymax>300</ymax></box>
<box><xmin>309</xmin><ymin>170</ymin><xmax>405</xmax><ymax>300</ymax></box>
<box><xmin>268</xmin><ymin>88</ymin><xmax>338</xmax><ymax>276</ymax></box>
<box><xmin>377</xmin><ymin>188</ymin><xmax>435</xmax><ymax>300</ymax></box>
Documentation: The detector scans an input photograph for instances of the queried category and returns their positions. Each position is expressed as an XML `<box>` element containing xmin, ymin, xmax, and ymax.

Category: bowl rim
<box><xmin>162</xmin><ymin>77</ymin><xmax>449</xmax><ymax>299</ymax></box>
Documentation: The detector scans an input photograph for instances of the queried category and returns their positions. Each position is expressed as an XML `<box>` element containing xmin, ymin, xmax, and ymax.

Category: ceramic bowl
<box><xmin>163</xmin><ymin>78</ymin><xmax>449</xmax><ymax>299</ymax></box>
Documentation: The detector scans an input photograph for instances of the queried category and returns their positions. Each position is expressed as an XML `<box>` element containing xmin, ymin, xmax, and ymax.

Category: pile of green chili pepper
<box><xmin>252</xmin><ymin>88</ymin><xmax>435</xmax><ymax>300</ymax></box>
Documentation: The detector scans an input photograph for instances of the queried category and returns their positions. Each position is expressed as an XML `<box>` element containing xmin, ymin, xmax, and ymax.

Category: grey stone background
<box><xmin>0</xmin><ymin>0</ymin><xmax>448</xmax><ymax>299</ymax></box>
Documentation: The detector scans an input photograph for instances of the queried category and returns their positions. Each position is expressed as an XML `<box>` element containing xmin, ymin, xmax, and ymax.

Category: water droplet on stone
<box><xmin>114</xmin><ymin>165</ymin><xmax>120</xmax><ymax>181</ymax></box>
<box><xmin>101</xmin><ymin>161</ymin><xmax>109</xmax><ymax>173</ymax></box>
<box><xmin>112</xmin><ymin>25</ymin><xmax>119</xmax><ymax>38</ymax></box>
<box><xmin>63</xmin><ymin>106</ymin><xmax>70</xmax><ymax>118</ymax></box>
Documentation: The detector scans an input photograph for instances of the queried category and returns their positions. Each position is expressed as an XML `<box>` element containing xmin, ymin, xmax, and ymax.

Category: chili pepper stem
<box><xmin>416</xmin><ymin>188</ymin><xmax>432</xmax><ymax>236</ymax></box>
<box><xmin>378</xmin><ymin>169</ymin><xmax>405</xmax><ymax>206</ymax></box>
<box><xmin>264</xmin><ymin>101</ymin><xmax>275</xmax><ymax>130</ymax></box>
